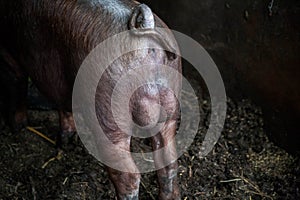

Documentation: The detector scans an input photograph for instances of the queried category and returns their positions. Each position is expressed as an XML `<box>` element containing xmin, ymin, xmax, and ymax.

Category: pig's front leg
<box><xmin>152</xmin><ymin>120</ymin><xmax>180</xmax><ymax>200</ymax></box>
<box><xmin>9</xmin><ymin>75</ymin><xmax>28</xmax><ymax>132</ymax></box>
<box><xmin>56</xmin><ymin>111</ymin><xmax>76</xmax><ymax>147</ymax></box>
<box><xmin>0</xmin><ymin>53</ymin><xmax>28</xmax><ymax>132</ymax></box>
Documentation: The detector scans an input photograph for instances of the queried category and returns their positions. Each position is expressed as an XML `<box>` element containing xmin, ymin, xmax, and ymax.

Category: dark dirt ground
<box><xmin>0</xmin><ymin>85</ymin><xmax>299</xmax><ymax>200</ymax></box>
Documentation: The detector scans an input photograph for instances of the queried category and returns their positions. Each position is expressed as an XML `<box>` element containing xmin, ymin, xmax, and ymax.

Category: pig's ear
<box><xmin>129</xmin><ymin>4</ymin><xmax>154</xmax><ymax>30</ymax></box>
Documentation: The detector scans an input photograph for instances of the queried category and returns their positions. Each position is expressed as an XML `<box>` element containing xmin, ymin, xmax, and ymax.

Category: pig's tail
<box><xmin>128</xmin><ymin>4</ymin><xmax>177</xmax><ymax>60</ymax></box>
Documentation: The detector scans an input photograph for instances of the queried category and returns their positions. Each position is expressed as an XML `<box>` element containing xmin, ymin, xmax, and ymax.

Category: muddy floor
<box><xmin>0</xmin><ymin>94</ymin><xmax>299</xmax><ymax>199</ymax></box>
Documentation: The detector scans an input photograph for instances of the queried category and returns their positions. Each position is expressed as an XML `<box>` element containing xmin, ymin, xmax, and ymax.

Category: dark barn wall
<box><xmin>142</xmin><ymin>0</ymin><xmax>300</xmax><ymax>154</ymax></box>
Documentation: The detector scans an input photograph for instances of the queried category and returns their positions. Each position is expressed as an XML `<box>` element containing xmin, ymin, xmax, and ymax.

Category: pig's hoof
<box><xmin>10</xmin><ymin>119</ymin><xmax>28</xmax><ymax>133</ymax></box>
<box><xmin>56</xmin><ymin>131</ymin><xmax>78</xmax><ymax>149</ymax></box>
<box><xmin>8</xmin><ymin>111</ymin><xmax>28</xmax><ymax>133</ymax></box>
<box><xmin>159</xmin><ymin>191</ymin><xmax>181</xmax><ymax>200</ymax></box>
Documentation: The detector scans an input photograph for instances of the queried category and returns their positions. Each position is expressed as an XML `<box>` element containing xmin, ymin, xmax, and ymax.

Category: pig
<box><xmin>0</xmin><ymin>0</ymin><xmax>181</xmax><ymax>199</ymax></box>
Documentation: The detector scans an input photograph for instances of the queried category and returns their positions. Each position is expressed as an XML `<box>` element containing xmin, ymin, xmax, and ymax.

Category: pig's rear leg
<box><xmin>150</xmin><ymin>88</ymin><xmax>180</xmax><ymax>199</ymax></box>
<box><xmin>152</xmin><ymin>120</ymin><xmax>180</xmax><ymax>200</ymax></box>
<box><xmin>106</xmin><ymin>135</ymin><xmax>141</xmax><ymax>200</ymax></box>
